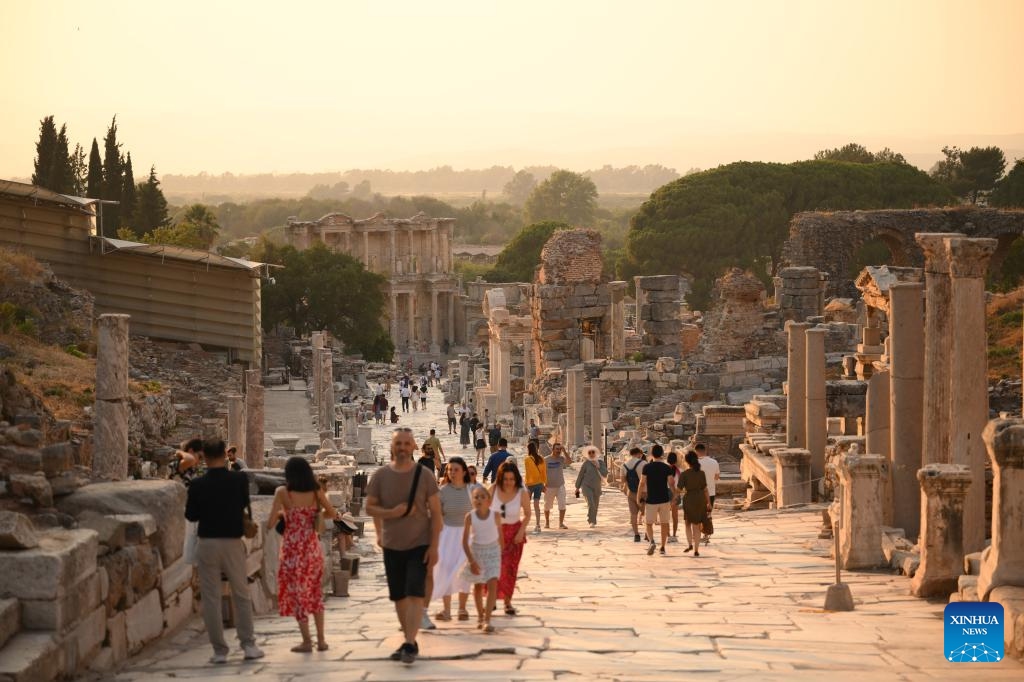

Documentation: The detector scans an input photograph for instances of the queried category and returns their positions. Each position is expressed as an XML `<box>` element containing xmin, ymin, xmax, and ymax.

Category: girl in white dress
<box><xmin>461</xmin><ymin>486</ymin><xmax>503</xmax><ymax>632</ymax></box>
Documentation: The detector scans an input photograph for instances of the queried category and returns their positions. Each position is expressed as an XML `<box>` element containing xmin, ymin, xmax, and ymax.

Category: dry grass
<box><xmin>0</xmin><ymin>247</ymin><xmax>45</xmax><ymax>288</ymax></box>
<box><xmin>0</xmin><ymin>331</ymin><xmax>96</xmax><ymax>420</ymax></box>
<box><xmin>987</xmin><ymin>288</ymin><xmax>1024</xmax><ymax>380</ymax></box>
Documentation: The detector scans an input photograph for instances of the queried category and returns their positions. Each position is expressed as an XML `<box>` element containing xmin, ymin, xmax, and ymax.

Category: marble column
<box><xmin>389</xmin><ymin>229</ymin><xmax>396</xmax><ymax>272</ymax></box>
<box><xmin>389</xmin><ymin>293</ymin><xmax>398</xmax><ymax>343</ymax></box>
<box><xmin>580</xmin><ymin>337</ymin><xmax>595</xmax><ymax>362</ymax></box>
<box><xmin>633</xmin><ymin>276</ymin><xmax>647</xmax><ymax>338</ymax></box>
<box><xmin>431</xmin><ymin>229</ymin><xmax>439</xmax><ymax>273</ymax></box>
<box><xmin>837</xmin><ymin>450</ymin><xmax>886</xmax><ymax>569</ymax></box>
<box><xmin>785</xmin><ymin>321</ymin><xmax>811</xmax><ymax>449</ymax></box>
<box><xmin>888</xmin><ymin>282</ymin><xmax>924</xmax><ymax>541</ymax></box>
<box><xmin>244</xmin><ymin>369</ymin><xmax>265</xmax><ymax>469</ymax></box>
<box><xmin>590</xmin><ymin>379</ymin><xmax>603</xmax><ymax>450</ymax></box>
<box><xmin>978</xmin><ymin>418</ymin><xmax>1024</xmax><ymax>600</ymax></box>
<box><xmin>911</xmin><ymin>463</ymin><xmax>971</xmax><ymax>597</ymax></box>
<box><xmin>447</xmin><ymin>292</ymin><xmax>455</xmax><ymax>348</ymax></box>
<box><xmin>311</xmin><ymin>332</ymin><xmax>324</xmax><ymax>410</ymax></box>
<box><xmin>566</xmin><ymin>367</ymin><xmax>585</xmax><ymax>447</ymax></box>
<box><xmin>430</xmin><ymin>290</ymin><xmax>440</xmax><ymax>353</ymax></box>
<box><xmin>226</xmin><ymin>394</ymin><xmax>245</xmax><ymax>456</ymax></box>
<box><xmin>609</xmin><ymin>281</ymin><xmax>627</xmax><ymax>360</ymax></box>
<box><xmin>407</xmin><ymin>292</ymin><xmax>417</xmax><ymax>347</ymax></box>
<box><xmin>93</xmin><ymin>314</ymin><xmax>130</xmax><ymax>480</ymax></box>
<box><xmin>362</xmin><ymin>230</ymin><xmax>370</xmax><ymax>267</ymax></box>
<box><xmin>865</xmin><ymin>368</ymin><xmax>892</xmax><ymax>524</ymax></box>
<box><xmin>805</xmin><ymin>326</ymin><xmax>827</xmax><ymax>489</ymax></box>
<box><xmin>915</xmin><ymin>232</ymin><xmax>964</xmax><ymax>465</ymax></box>
<box><xmin>496</xmin><ymin>339</ymin><xmax>512</xmax><ymax>414</ymax></box>
<box><xmin>946</xmin><ymin>236</ymin><xmax>997</xmax><ymax>554</ymax></box>
<box><xmin>409</xmin><ymin>229</ymin><xmax>415</xmax><ymax>273</ymax></box>
<box><xmin>523</xmin><ymin>337</ymin><xmax>533</xmax><ymax>384</ymax></box>
<box><xmin>458</xmin><ymin>354</ymin><xmax>469</xmax><ymax>403</ymax></box>
<box><xmin>318</xmin><ymin>348</ymin><xmax>335</xmax><ymax>441</ymax></box>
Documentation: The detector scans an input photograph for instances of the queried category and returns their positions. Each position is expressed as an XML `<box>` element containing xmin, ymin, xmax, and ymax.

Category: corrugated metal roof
<box><xmin>0</xmin><ymin>179</ymin><xmax>98</xmax><ymax>212</ymax></box>
<box><xmin>92</xmin><ymin>236</ymin><xmax>270</xmax><ymax>272</ymax></box>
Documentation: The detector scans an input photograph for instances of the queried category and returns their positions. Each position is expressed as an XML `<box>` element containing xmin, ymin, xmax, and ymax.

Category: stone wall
<box><xmin>775</xmin><ymin>266</ymin><xmax>823</xmax><ymax>323</ymax></box>
<box><xmin>697</xmin><ymin>269</ymin><xmax>783</xmax><ymax>362</ymax></box>
<box><xmin>634</xmin><ymin>275</ymin><xmax>682</xmax><ymax>358</ymax></box>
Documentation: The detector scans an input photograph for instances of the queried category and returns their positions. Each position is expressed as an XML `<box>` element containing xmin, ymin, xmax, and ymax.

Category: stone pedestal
<box><xmin>785</xmin><ymin>322</ymin><xmax>811</xmax><ymax>449</ymax></box>
<box><xmin>566</xmin><ymin>367</ymin><xmax>585</xmax><ymax>448</ymax></box>
<box><xmin>977</xmin><ymin>419</ymin><xmax>1024</xmax><ymax>600</ymax></box>
<box><xmin>357</xmin><ymin>424</ymin><xmax>374</xmax><ymax>452</ymax></box>
<box><xmin>340</xmin><ymin>405</ymin><xmax>360</xmax><ymax>447</ymax></box>
<box><xmin>915</xmin><ymin>233</ymin><xmax>963</xmax><ymax>466</ymax></box>
<box><xmin>947</xmin><ymin>236</ymin><xmax>997</xmax><ymax>554</ymax></box>
<box><xmin>837</xmin><ymin>451</ymin><xmax>885</xmax><ymax>569</ymax></box>
<box><xmin>888</xmin><ymin>281</ymin><xmax>924</xmax><ymax>541</ymax></box>
<box><xmin>865</xmin><ymin>369</ymin><xmax>892</xmax><ymax>524</ymax></box>
<box><xmin>805</xmin><ymin>327</ymin><xmax>827</xmax><ymax>490</ymax></box>
<box><xmin>93</xmin><ymin>314</ymin><xmax>130</xmax><ymax>480</ymax></box>
<box><xmin>609</xmin><ymin>281</ymin><xmax>627</xmax><ymax>360</ymax></box>
<box><xmin>226</xmin><ymin>394</ymin><xmax>245</xmax><ymax>454</ymax></box>
<box><xmin>245</xmin><ymin>369</ymin><xmax>265</xmax><ymax>469</ymax></box>
<box><xmin>911</xmin><ymin>463</ymin><xmax>971</xmax><ymax>597</ymax></box>
<box><xmin>774</xmin><ymin>448</ymin><xmax>812</xmax><ymax>507</ymax></box>
<box><xmin>590</xmin><ymin>380</ymin><xmax>603</xmax><ymax>450</ymax></box>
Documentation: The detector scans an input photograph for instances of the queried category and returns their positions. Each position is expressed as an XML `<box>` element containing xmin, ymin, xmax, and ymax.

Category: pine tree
<box><xmin>120</xmin><ymin>152</ymin><xmax>138</xmax><ymax>237</ymax></box>
<box><xmin>31</xmin><ymin>116</ymin><xmax>59</xmax><ymax>189</ymax></box>
<box><xmin>133</xmin><ymin>166</ymin><xmax>169</xmax><ymax>235</ymax></box>
<box><xmin>102</xmin><ymin>116</ymin><xmax>123</xmax><ymax>232</ymax></box>
<box><xmin>86</xmin><ymin>138</ymin><xmax>103</xmax><ymax>198</ymax></box>
<box><xmin>52</xmin><ymin>124</ymin><xmax>76</xmax><ymax>194</ymax></box>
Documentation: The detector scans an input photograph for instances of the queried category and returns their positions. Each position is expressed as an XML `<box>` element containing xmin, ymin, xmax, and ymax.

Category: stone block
<box><xmin>124</xmin><ymin>589</ymin><xmax>163</xmax><ymax>654</ymax></box>
<box><xmin>0</xmin><ymin>598</ymin><xmax>19</xmax><ymax>650</ymax></box>
<box><xmin>21</xmin><ymin>570</ymin><xmax>101</xmax><ymax>631</ymax></box>
<box><xmin>636</xmin><ymin>274</ymin><xmax>679</xmax><ymax>291</ymax></box>
<box><xmin>108</xmin><ymin>514</ymin><xmax>157</xmax><ymax>545</ymax></box>
<box><xmin>0</xmin><ymin>511</ymin><xmax>38</xmax><ymax>549</ymax></box>
<box><xmin>76</xmin><ymin>513</ymin><xmax>127</xmax><ymax>550</ymax></box>
<box><xmin>3</xmin><ymin>426</ymin><xmax>42</xmax><ymax>448</ymax></box>
<box><xmin>159</xmin><ymin>557</ymin><xmax>193</xmax><ymax>602</ymax></box>
<box><xmin>61</xmin><ymin>603</ymin><xmax>105</xmax><ymax>673</ymax></box>
<box><xmin>162</xmin><ymin>585</ymin><xmax>193</xmax><ymax>634</ymax></box>
<box><xmin>8</xmin><ymin>473</ymin><xmax>53</xmax><ymax>507</ymax></box>
<box><xmin>106</xmin><ymin>610</ymin><xmax>127</xmax><ymax>663</ymax></box>
<box><xmin>645</xmin><ymin>290</ymin><xmax>679</xmax><ymax>302</ymax></box>
<box><xmin>39</xmin><ymin>442</ymin><xmax>73</xmax><ymax>477</ymax></box>
<box><xmin>0</xmin><ymin>528</ymin><xmax>98</xmax><ymax>600</ymax></box>
<box><xmin>0</xmin><ymin>632</ymin><xmax>60</xmax><ymax>682</ymax></box>
<box><xmin>57</xmin><ymin>480</ymin><xmax>186</xmax><ymax>565</ymax></box>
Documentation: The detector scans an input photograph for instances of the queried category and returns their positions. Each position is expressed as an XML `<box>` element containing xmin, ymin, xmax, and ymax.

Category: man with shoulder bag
<box><xmin>621</xmin><ymin>447</ymin><xmax>647</xmax><ymax>542</ymax></box>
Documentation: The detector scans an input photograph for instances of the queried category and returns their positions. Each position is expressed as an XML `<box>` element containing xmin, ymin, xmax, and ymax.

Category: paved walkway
<box><xmin>113</xmin><ymin>389</ymin><xmax>1024</xmax><ymax>680</ymax></box>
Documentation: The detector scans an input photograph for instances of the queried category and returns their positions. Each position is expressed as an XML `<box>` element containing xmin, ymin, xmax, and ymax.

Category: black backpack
<box><xmin>624</xmin><ymin>462</ymin><xmax>642</xmax><ymax>493</ymax></box>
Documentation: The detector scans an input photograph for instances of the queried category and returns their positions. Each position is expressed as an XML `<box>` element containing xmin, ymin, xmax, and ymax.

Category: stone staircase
<box><xmin>950</xmin><ymin>550</ymin><xmax>1024</xmax><ymax>659</ymax></box>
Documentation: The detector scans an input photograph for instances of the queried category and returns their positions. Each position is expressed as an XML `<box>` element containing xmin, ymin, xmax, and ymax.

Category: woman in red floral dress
<box><xmin>268</xmin><ymin>457</ymin><xmax>338</xmax><ymax>652</ymax></box>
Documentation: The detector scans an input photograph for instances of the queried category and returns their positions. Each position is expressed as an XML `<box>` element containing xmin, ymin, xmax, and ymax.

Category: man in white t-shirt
<box><xmin>695</xmin><ymin>443</ymin><xmax>719</xmax><ymax>544</ymax></box>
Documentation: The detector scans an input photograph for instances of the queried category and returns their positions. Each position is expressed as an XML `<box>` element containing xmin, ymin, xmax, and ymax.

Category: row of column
<box><xmin>389</xmin><ymin>289</ymin><xmax>457</xmax><ymax>352</ymax></box>
<box><xmin>564</xmin><ymin>368</ymin><xmax>604</xmax><ymax>449</ymax></box>
<box><xmin>784</xmin><ymin>322</ymin><xmax>825</xmax><ymax>490</ymax></box>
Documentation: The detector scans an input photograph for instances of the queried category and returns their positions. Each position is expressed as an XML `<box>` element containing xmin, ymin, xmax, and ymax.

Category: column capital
<box><xmin>804</xmin><ymin>326</ymin><xmax>827</xmax><ymax>339</ymax></box>
<box><xmin>785</xmin><ymin>320</ymin><xmax>812</xmax><ymax>336</ymax></box>
<box><xmin>917</xmin><ymin>463</ymin><xmax>971</xmax><ymax>495</ymax></box>
<box><xmin>774</xmin><ymin>448</ymin><xmax>811</xmax><ymax>466</ymax></box>
<box><xmin>914</xmin><ymin>232</ymin><xmax>964</xmax><ymax>274</ymax></box>
<box><xmin>838</xmin><ymin>451</ymin><xmax>886</xmax><ymax>479</ymax></box>
<box><xmin>983</xmin><ymin>418</ymin><xmax>1024</xmax><ymax>469</ymax></box>
<box><xmin>945</xmin><ymin>236</ymin><xmax>998</xmax><ymax>279</ymax></box>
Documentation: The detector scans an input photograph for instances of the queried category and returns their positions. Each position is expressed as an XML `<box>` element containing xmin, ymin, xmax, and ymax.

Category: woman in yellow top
<box><xmin>523</xmin><ymin>441</ymin><xmax>547</xmax><ymax>534</ymax></box>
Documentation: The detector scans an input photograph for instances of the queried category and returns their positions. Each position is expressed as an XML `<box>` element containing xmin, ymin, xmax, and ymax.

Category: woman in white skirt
<box><xmin>461</xmin><ymin>485</ymin><xmax>503</xmax><ymax>632</ymax></box>
<box><xmin>430</xmin><ymin>457</ymin><xmax>474</xmax><ymax>623</ymax></box>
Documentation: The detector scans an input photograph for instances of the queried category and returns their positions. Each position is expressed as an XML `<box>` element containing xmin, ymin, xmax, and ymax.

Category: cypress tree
<box><xmin>70</xmin><ymin>143</ymin><xmax>88</xmax><ymax>196</ymax></box>
<box><xmin>52</xmin><ymin>124</ymin><xmax>76</xmax><ymax>194</ymax></box>
<box><xmin>86</xmin><ymin>138</ymin><xmax>103</xmax><ymax>198</ymax></box>
<box><xmin>133</xmin><ymin>166</ymin><xmax>169</xmax><ymax>234</ymax></box>
<box><xmin>102</xmin><ymin>116</ymin><xmax>123</xmax><ymax>232</ymax></box>
<box><xmin>120</xmin><ymin>153</ymin><xmax>138</xmax><ymax>237</ymax></box>
<box><xmin>31</xmin><ymin>115</ymin><xmax>59</xmax><ymax>189</ymax></box>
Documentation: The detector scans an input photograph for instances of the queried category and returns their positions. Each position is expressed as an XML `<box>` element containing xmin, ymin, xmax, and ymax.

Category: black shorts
<box><xmin>709</xmin><ymin>495</ymin><xmax>716</xmax><ymax>506</ymax></box>
<box><xmin>383</xmin><ymin>545</ymin><xmax>429</xmax><ymax>601</ymax></box>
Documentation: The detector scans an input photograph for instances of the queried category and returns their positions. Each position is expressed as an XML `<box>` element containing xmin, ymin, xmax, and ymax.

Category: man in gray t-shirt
<box><xmin>366</xmin><ymin>429</ymin><xmax>442</xmax><ymax>664</ymax></box>
<box><xmin>543</xmin><ymin>443</ymin><xmax>572</xmax><ymax>529</ymax></box>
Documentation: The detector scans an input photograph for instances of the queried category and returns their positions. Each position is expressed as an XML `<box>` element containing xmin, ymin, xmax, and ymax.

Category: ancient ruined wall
<box><xmin>697</xmin><ymin>269</ymin><xmax>784</xmax><ymax>363</ymax></box>
<box><xmin>532</xmin><ymin>230</ymin><xmax>611</xmax><ymax>373</ymax></box>
<box><xmin>782</xmin><ymin>208</ymin><xmax>1024</xmax><ymax>297</ymax></box>
<box><xmin>634</xmin><ymin>275</ymin><xmax>681</xmax><ymax>358</ymax></box>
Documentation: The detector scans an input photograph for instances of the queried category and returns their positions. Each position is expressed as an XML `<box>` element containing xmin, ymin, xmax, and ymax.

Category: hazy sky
<box><xmin>1</xmin><ymin>0</ymin><xmax>1021</xmax><ymax>178</ymax></box>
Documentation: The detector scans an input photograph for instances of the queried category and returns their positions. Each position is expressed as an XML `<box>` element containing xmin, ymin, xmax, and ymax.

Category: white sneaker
<box><xmin>534</xmin><ymin>525</ymin><xmax>541</xmax><ymax>534</ymax></box>
<box><xmin>668</xmin><ymin>536</ymin><xmax>679</xmax><ymax>543</ymax></box>
<box><xmin>242</xmin><ymin>644</ymin><xmax>265</xmax><ymax>660</ymax></box>
<box><xmin>421</xmin><ymin>612</ymin><xmax>436</xmax><ymax>630</ymax></box>
<box><xmin>210</xmin><ymin>653</ymin><xmax>228</xmax><ymax>665</ymax></box>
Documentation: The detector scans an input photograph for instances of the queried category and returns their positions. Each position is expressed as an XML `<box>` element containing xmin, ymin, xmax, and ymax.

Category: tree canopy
<box><xmin>813</xmin><ymin>142</ymin><xmax>907</xmax><ymax>165</ymax></box>
<box><xmin>624</xmin><ymin>160</ymin><xmax>953</xmax><ymax>309</ymax></box>
<box><xmin>132</xmin><ymin>166</ymin><xmax>170</xmax><ymax>234</ymax></box>
<box><xmin>484</xmin><ymin>221</ymin><xmax>569</xmax><ymax>282</ymax></box>
<box><xmin>990</xmin><ymin>159</ymin><xmax>1024</xmax><ymax>208</ymax></box>
<box><xmin>502</xmin><ymin>170</ymin><xmax>536</xmax><ymax>205</ymax></box>
<box><xmin>930</xmin><ymin>145</ymin><xmax>1007</xmax><ymax>204</ymax></box>
<box><xmin>255</xmin><ymin>242</ymin><xmax>394</xmax><ymax>362</ymax></box>
<box><xmin>524</xmin><ymin>170</ymin><xmax>598</xmax><ymax>226</ymax></box>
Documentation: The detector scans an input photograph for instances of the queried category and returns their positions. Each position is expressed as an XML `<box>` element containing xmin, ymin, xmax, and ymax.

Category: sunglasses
<box><xmin>393</xmin><ymin>427</ymin><xmax>413</xmax><ymax>433</ymax></box>
<box><xmin>500</xmin><ymin>504</ymin><xmax>506</xmax><ymax>516</ymax></box>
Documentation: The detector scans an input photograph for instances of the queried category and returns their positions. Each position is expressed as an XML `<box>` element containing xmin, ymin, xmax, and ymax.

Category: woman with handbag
<box><xmin>267</xmin><ymin>456</ymin><xmax>338</xmax><ymax>652</ymax></box>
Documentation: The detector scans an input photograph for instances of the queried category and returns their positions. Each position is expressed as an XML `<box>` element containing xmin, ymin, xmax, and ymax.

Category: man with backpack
<box><xmin>621</xmin><ymin>447</ymin><xmax>646</xmax><ymax>542</ymax></box>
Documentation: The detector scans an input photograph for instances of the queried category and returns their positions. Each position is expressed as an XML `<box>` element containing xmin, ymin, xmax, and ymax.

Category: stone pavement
<box><xmin>111</xmin><ymin>390</ymin><xmax>1024</xmax><ymax>681</ymax></box>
